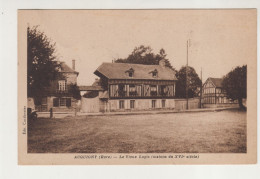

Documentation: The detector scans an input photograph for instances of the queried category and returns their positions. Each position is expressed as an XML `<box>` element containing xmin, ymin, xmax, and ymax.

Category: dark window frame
<box><xmin>152</xmin><ymin>100</ymin><xmax>156</xmax><ymax>108</ymax></box>
<box><xmin>119</xmin><ymin>100</ymin><xmax>125</xmax><ymax>109</ymax></box>
<box><xmin>130</xmin><ymin>100</ymin><xmax>135</xmax><ymax>109</ymax></box>
<box><xmin>162</xmin><ymin>99</ymin><xmax>166</xmax><ymax>108</ymax></box>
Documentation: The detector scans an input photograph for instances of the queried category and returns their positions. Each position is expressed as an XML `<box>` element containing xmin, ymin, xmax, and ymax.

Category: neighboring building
<box><xmin>81</xmin><ymin>60</ymin><xmax>177</xmax><ymax>113</ymax></box>
<box><xmin>35</xmin><ymin>60</ymin><xmax>79</xmax><ymax>112</ymax></box>
<box><xmin>202</xmin><ymin>77</ymin><xmax>238</xmax><ymax>107</ymax></box>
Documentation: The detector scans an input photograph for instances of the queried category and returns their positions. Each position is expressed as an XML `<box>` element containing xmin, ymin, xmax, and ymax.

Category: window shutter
<box><xmin>66</xmin><ymin>98</ymin><xmax>71</xmax><ymax>107</ymax></box>
<box><xmin>53</xmin><ymin>98</ymin><xmax>59</xmax><ymax>107</ymax></box>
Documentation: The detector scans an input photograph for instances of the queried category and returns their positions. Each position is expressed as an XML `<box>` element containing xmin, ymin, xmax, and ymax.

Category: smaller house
<box><xmin>202</xmin><ymin>77</ymin><xmax>238</xmax><ymax>108</ymax></box>
<box><xmin>35</xmin><ymin>60</ymin><xmax>80</xmax><ymax>112</ymax></box>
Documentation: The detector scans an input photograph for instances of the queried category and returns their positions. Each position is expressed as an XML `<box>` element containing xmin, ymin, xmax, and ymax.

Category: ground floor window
<box><xmin>60</xmin><ymin>98</ymin><xmax>66</xmax><ymax>106</ymax></box>
<box><xmin>119</xmin><ymin>100</ymin><xmax>125</xmax><ymax>109</ymax></box>
<box><xmin>152</xmin><ymin>100</ymin><xmax>156</xmax><ymax>108</ymax></box>
<box><xmin>53</xmin><ymin>98</ymin><xmax>71</xmax><ymax>107</ymax></box>
<box><xmin>162</xmin><ymin>100</ymin><xmax>166</xmax><ymax>108</ymax></box>
<box><xmin>130</xmin><ymin>100</ymin><xmax>135</xmax><ymax>109</ymax></box>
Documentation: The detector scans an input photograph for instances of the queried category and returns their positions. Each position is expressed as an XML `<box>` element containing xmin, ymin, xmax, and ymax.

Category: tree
<box><xmin>68</xmin><ymin>84</ymin><xmax>81</xmax><ymax>100</ymax></box>
<box><xmin>175</xmin><ymin>66</ymin><xmax>202</xmax><ymax>98</ymax></box>
<box><xmin>115</xmin><ymin>45</ymin><xmax>176</xmax><ymax>71</ymax></box>
<box><xmin>222</xmin><ymin>65</ymin><xmax>247</xmax><ymax>110</ymax></box>
<box><xmin>27</xmin><ymin>26</ymin><xmax>60</xmax><ymax>104</ymax></box>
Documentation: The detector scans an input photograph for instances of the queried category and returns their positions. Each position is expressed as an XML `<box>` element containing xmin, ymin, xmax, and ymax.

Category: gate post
<box><xmin>50</xmin><ymin>108</ymin><xmax>53</xmax><ymax>119</ymax></box>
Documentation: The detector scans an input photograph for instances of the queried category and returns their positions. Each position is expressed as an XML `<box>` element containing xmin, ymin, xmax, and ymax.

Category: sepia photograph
<box><xmin>17</xmin><ymin>9</ymin><xmax>257</xmax><ymax>164</ymax></box>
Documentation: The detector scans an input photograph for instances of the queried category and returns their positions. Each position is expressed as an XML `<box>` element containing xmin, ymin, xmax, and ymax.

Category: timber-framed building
<box><xmin>80</xmin><ymin>60</ymin><xmax>177</xmax><ymax>113</ymax></box>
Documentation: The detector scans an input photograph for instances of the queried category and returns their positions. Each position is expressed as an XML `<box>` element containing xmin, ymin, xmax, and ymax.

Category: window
<box><xmin>119</xmin><ymin>100</ymin><xmax>125</xmax><ymax>109</ymax></box>
<box><xmin>151</xmin><ymin>85</ymin><xmax>157</xmax><ymax>96</ymax></box>
<box><xmin>126</xmin><ymin>68</ymin><xmax>134</xmax><ymax>77</ymax></box>
<box><xmin>162</xmin><ymin>100</ymin><xmax>166</xmax><ymax>108</ymax></box>
<box><xmin>150</xmin><ymin>69</ymin><xmax>158</xmax><ymax>78</ymax></box>
<box><xmin>53</xmin><ymin>98</ymin><xmax>71</xmax><ymax>107</ymax></box>
<box><xmin>118</xmin><ymin>84</ymin><xmax>126</xmax><ymax>97</ymax></box>
<box><xmin>152</xmin><ymin>100</ymin><xmax>156</xmax><ymax>108</ymax></box>
<box><xmin>58</xmin><ymin>80</ymin><xmax>66</xmax><ymax>91</ymax></box>
<box><xmin>129</xmin><ymin>84</ymin><xmax>137</xmax><ymax>96</ymax></box>
<box><xmin>130</xmin><ymin>100</ymin><xmax>135</xmax><ymax>109</ymax></box>
<box><xmin>60</xmin><ymin>98</ymin><xmax>66</xmax><ymax>106</ymax></box>
<box><xmin>160</xmin><ymin>85</ymin><xmax>167</xmax><ymax>96</ymax></box>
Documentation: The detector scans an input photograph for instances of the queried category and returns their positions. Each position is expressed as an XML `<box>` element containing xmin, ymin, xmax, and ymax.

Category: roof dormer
<box><xmin>125</xmin><ymin>68</ymin><xmax>134</xmax><ymax>77</ymax></box>
<box><xmin>150</xmin><ymin>69</ymin><xmax>158</xmax><ymax>78</ymax></box>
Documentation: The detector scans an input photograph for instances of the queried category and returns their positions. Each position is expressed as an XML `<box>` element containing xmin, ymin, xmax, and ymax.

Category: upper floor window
<box><xmin>129</xmin><ymin>72</ymin><xmax>133</xmax><ymax>77</ymax></box>
<box><xmin>126</xmin><ymin>68</ymin><xmax>134</xmax><ymax>77</ymax></box>
<box><xmin>150</xmin><ymin>69</ymin><xmax>158</xmax><ymax>78</ymax></box>
<box><xmin>58</xmin><ymin>80</ymin><xmax>66</xmax><ymax>91</ymax></box>
<box><xmin>129</xmin><ymin>84</ymin><xmax>137</xmax><ymax>96</ymax></box>
<box><xmin>151</xmin><ymin>85</ymin><xmax>157</xmax><ymax>96</ymax></box>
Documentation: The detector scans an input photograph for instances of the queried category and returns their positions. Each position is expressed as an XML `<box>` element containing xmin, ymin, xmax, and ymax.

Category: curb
<box><xmin>37</xmin><ymin>107</ymin><xmax>240</xmax><ymax>118</ymax></box>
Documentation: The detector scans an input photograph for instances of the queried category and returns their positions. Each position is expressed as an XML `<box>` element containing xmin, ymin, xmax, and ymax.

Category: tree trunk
<box><xmin>238</xmin><ymin>98</ymin><xmax>246</xmax><ymax>111</ymax></box>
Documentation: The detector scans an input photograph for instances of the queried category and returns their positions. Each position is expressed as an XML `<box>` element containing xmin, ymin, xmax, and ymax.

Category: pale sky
<box><xmin>23</xmin><ymin>10</ymin><xmax>255</xmax><ymax>85</ymax></box>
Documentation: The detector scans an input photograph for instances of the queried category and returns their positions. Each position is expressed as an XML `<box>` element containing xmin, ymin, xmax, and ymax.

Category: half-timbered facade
<box><xmin>202</xmin><ymin>77</ymin><xmax>237</xmax><ymax>106</ymax></box>
<box><xmin>83</xmin><ymin>60</ymin><xmax>177</xmax><ymax>112</ymax></box>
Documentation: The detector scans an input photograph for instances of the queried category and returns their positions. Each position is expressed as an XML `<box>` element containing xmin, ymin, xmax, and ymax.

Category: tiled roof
<box><xmin>60</xmin><ymin>62</ymin><xmax>78</xmax><ymax>74</ymax></box>
<box><xmin>94</xmin><ymin>62</ymin><xmax>177</xmax><ymax>81</ymax></box>
<box><xmin>209</xmin><ymin>77</ymin><xmax>223</xmax><ymax>88</ymax></box>
<box><xmin>79</xmin><ymin>86</ymin><xmax>104</xmax><ymax>91</ymax></box>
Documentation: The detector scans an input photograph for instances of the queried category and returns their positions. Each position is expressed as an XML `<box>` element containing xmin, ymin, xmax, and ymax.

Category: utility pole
<box><xmin>186</xmin><ymin>40</ymin><xmax>189</xmax><ymax>110</ymax></box>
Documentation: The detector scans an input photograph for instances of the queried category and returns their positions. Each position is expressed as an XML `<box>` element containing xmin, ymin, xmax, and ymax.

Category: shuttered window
<box><xmin>53</xmin><ymin>98</ymin><xmax>71</xmax><ymax>107</ymax></box>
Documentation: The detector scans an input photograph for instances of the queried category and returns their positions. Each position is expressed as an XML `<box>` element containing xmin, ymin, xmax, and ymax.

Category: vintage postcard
<box><xmin>18</xmin><ymin>9</ymin><xmax>257</xmax><ymax>165</ymax></box>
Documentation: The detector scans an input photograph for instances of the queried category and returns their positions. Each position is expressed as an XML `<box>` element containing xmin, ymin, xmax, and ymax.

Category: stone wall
<box><xmin>80</xmin><ymin>96</ymin><xmax>100</xmax><ymax>113</ymax></box>
<box><xmin>175</xmin><ymin>98</ymin><xmax>200</xmax><ymax>111</ymax></box>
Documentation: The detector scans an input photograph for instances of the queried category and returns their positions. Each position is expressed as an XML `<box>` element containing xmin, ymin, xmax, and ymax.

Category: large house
<box><xmin>35</xmin><ymin>60</ymin><xmax>79</xmax><ymax>112</ymax></box>
<box><xmin>80</xmin><ymin>60</ymin><xmax>177</xmax><ymax>113</ymax></box>
<box><xmin>202</xmin><ymin>77</ymin><xmax>237</xmax><ymax>107</ymax></box>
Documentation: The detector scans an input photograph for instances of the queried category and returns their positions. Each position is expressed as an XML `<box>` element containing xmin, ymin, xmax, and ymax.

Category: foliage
<box><xmin>222</xmin><ymin>65</ymin><xmax>247</xmax><ymax>109</ymax></box>
<box><xmin>68</xmin><ymin>84</ymin><xmax>81</xmax><ymax>100</ymax></box>
<box><xmin>175</xmin><ymin>66</ymin><xmax>202</xmax><ymax>98</ymax></box>
<box><xmin>27</xmin><ymin>26</ymin><xmax>60</xmax><ymax>104</ymax></box>
<box><xmin>83</xmin><ymin>91</ymin><xmax>99</xmax><ymax>98</ymax></box>
<box><xmin>115</xmin><ymin>45</ymin><xmax>175</xmax><ymax>71</ymax></box>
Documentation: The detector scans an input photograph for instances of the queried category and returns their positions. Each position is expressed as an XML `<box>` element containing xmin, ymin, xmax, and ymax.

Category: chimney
<box><xmin>72</xmin><ymin>59</ymin><xmax>75</xmax><ymax>70</ymax></box>
<box><xmin>159</xmin><ymin>59</ymin><xmax>166</xmax><ymax>68</ymax></box>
